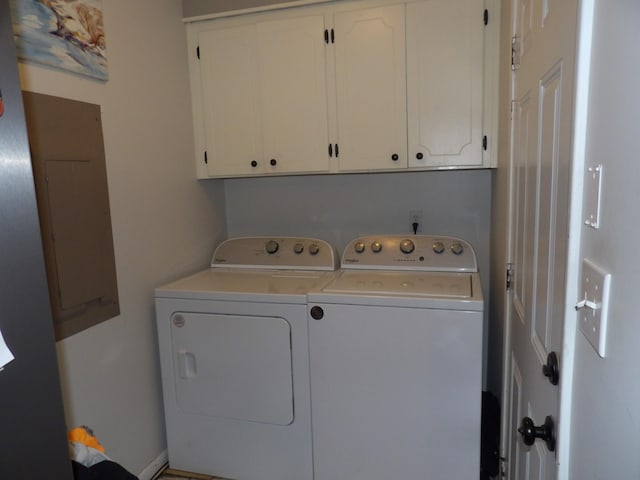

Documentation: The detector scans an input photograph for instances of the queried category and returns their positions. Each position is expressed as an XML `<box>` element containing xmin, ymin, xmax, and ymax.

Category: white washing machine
<box><xmin>307</xmin><ymin>235</ymin><xmax>484</xmax><ymax>480</ymax></box>
<box><xmin>154</xmin><ymin>237</ymin><xmax>338</xmax><ymax>480</ymax></box>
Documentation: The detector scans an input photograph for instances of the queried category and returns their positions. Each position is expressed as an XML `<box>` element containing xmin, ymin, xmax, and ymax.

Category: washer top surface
<box><xmin>309</xmin><ymin>235</ymin><xmax>483</xmax><ymax>310</ymax></box>
<box><xmin>155</xmin><ymin>236</ymin><xmax>338</xmax><ymax>304</ymax></box>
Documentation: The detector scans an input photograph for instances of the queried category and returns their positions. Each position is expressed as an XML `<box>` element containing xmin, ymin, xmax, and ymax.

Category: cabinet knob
<box><xmin>250</xmin><ymin>160</ymin><xmax>258</xmax><ymax>167</ymax></box>
<box><xmin>270</xmin><ymin>159</ymin><xmax>277</xmax><ymax>166</ymax></box>
<box><xmin>416</xmin><ymin>152</ymin><xmax>424</xmax><ymax>160</ymax></box>
<box><xmin>391</xmin><ymin>153</ymin><xmax>399</xmax><ymax>161</ymax></box>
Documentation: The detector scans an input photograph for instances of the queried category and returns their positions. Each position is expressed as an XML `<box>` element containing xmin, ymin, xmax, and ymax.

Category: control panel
<box><xmin>211</xmin><ymin>236</ymin><xmax>338</xmax><ymax>271</ymax></box>
<box><xmin>341</xmin><ymin>235</ymin><xmax>477</xmax><ymax>272</ymax></box>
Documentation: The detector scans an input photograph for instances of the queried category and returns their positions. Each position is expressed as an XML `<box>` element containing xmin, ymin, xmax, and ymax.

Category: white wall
<box><xmin>569</xmin><ymin>1</ymin><xmax>640</xmax><ymax>477</ymax></box>
<box><xmin>225</xmin><ymin>169</ymin><xmax>493</xmax><ymax>386</ymax></box>
<box><xmin>17</xmin><ymin>0</ymin><xmax>227</xmax><ymax>474</ymax></box>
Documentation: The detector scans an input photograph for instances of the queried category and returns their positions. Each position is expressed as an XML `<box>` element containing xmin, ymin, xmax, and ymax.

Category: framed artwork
<box><xmin>9</xmin><ymin>0</ymin><xmax>107</xmax><ymax>81</ymax></box>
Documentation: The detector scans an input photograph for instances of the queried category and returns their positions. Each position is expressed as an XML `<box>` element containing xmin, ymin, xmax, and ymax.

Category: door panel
<box><xmin>506</xmin><ymin>0</ymin><xmax>578</xmax><ymax>478</ymax></box>
<box><xmin>334</xmin><ymin>4</ymin><xmax>407</xmax><ymax>171</ymax></box>
<box><xmin>407</xmin><ymin>0</ymin><xmax>484</xmax><ymax>167</ymax></box>
<box><xmin>309</xmin><ymin>303</ymin><xmax>482</xmax><ymax>480</ymax></box>
<box><xmin>199</xmin><ymin>25</ymin><xmax>261</xmax><ymax>176</ymax></box>
<box><xmin>258</xmin><ymin>14</ymin><xmax>330</xmax><ymax>173</ymax></box>
<box><xmin>171</xmin><ymin>312</ymin><xmax>293</xmax><ymax>425</ymax></box>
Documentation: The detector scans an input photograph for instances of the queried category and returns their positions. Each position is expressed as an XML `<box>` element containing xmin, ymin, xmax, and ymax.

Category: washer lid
<box><xmin>310</xmin><ymin>270</ymin><xmax>483</xmax><ymax>311</ymax></box>
<box><xmin>323</xmin><ymin>270</ymin><xmax>473</xmax><ymax>297</ymax></box>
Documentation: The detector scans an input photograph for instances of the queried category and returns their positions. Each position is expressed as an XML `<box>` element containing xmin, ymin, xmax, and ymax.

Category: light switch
<box><xmin>576</xmin><ymin>258</ymin><xmax>611</xmax><ymax>357</ymax></box>
<box><xmin>584</xmin><ymin>164</ymin><xmax>603</xmax><ymax>229</ymax></box>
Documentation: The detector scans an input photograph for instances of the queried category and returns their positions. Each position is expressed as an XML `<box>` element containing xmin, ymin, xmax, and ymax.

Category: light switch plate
<box><xmin>578</xmin><ymin>258</ymin><xmax>611</xmax><ymax>357</ymax></box>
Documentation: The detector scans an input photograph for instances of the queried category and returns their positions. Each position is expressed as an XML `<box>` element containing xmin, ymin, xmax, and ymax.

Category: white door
<box><xmin>333</xmin><ymin>4</ymin><xmax>407</xmax><ymax>171</ymax></box>
<box><xmin>198</xmin><ymin>25</ymin><xmax>262</xmax><ymax>176</ymax></box>
<box><xmin>406</xmin><ymin>0</ymin><xmax>484</xmax><ymax>169</ymax></box>
<box><xmin>506</xmin><ymin>0</ymin><xmax>578</xmax><ymax>478</ymax></box>
<box><xmin>258</xmin><ymin>14</ymin><xmax>330</xmax><ymax>174</ymax></box>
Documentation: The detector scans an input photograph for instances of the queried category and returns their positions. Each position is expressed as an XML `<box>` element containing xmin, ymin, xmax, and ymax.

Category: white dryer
<box><xmin>154</xmin><ymin>237</ymin><xmax>338</xmax><ymax>480</ymax></box>
<box><xmin>307</xmin><ymin>235</ymin><xmax>484</xmax><ymax>480</ymax></box>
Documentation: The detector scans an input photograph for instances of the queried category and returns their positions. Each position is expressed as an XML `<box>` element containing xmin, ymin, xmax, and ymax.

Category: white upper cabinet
<box><xmin>197</xmin><ymin>25</ymin><xmax>261</xmax><ymax>177</ymax></box>
<box><xmin>192</xmin><ymin>13</ymin><xmax>329</xmax><ymax>177</ymax></box>
<box><xmin>333</xmin><ymin>4</ymin><xmax>407</xmax><ymax>171</ymax></box>
<box><xmin>258</xmin><ymin>15</ymin><xmax>330</xmax><ymax>174</ymax></box>
<box><xmin>187</xmin><ymin>0</ymin><xmax>498</xmax><ymax>178</ymax></box>
<box><xmin>407</xmin><ymin>0</ymin><xmax>485</xmax><ymax>168</ymax></box>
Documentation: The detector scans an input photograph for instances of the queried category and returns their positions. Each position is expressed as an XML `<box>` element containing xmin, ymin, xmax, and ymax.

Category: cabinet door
<box><xmin>407</xmin><ymin>0</ymin><xmax>484</xmax><ymax>168</ymax></box>
<box><xmin>198</xmin><ymin>25</ymin><xmax>262</xmax><ymax>176</ymax></box>
<box><xmin>333</xmin><ymin>4</ymin><xmax>407</xmax><ymax>171</ymax></box>
<box><xmin>258</xmin><ymin>15</ymin><xmax>330</xmax><ymax>174</ymax></box>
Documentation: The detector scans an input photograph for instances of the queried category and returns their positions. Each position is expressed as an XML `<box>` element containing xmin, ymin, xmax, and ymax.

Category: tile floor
<box><xmin>155</xmin><ymin>467</ymin><xmax>229</xmax><ymax>480</ymax></box>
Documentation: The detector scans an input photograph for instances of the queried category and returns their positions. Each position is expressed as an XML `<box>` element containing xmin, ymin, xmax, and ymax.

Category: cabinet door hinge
<box><xmin>484</xmin><ymin>9</ymin><xmax>489</xmax><ymax>26</ymax></box>
<box><xmin>204</xmin><ymin>151</ymin><xmax>208</xmax><ymax>164</ymax></box>
<box><xmin>196</xmin><ymin>45</ymin><xmax>200</xmax><ymax>59</ymax></box>
<box><xmin>506</xmin><ymin>263</ymin><xmax>513</xmax><ymax>291</ymax></box>
<box><xmin>511</xmin><ymin>36</ymin><xmax>520</xmax><ymax>71</ymax></box>
<box><xmin>324</xmin><ymin>29</ymin><xmax>334</xmax><ymax>44</ymax></box>
<box><xmin>483</xmin><ymin>135</ymin><xmax>488</xmax><ymax>151</ymax></box>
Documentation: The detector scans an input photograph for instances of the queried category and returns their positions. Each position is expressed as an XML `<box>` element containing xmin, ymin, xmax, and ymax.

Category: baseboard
<box><xmin>138</xmin><ymin>450</ymin><xmax>168</xmax><ymax>480</ymax></box>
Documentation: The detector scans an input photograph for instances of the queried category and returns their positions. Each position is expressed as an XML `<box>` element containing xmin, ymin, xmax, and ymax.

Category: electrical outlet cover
<box><xmin>577</xmin><ymin>258</ymin><xmax>611</xmax><ymax>357</ymax></box>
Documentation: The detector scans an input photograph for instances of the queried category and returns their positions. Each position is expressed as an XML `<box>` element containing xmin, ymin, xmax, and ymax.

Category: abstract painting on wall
<box><xmin>9</xmin><ymin>0</ymin><xmax>107</xmax><ymax>81</ymax></box>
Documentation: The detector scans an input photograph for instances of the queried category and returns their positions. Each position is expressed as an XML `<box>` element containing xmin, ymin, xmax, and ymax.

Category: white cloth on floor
<box><xmin>69</xmin><ymin>441</ymin><xmax>111</xmax><ymax>467</ymax></box>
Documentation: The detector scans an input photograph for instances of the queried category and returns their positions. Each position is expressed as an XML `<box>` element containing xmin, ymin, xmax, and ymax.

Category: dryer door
<box><xmin>171</xmin><ymin>312</ymin><xmax>293</xmax><ymax>425</ymax></box>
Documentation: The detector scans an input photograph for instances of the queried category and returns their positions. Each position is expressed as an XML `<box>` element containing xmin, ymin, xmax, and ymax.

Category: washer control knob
<box><xmin>293</xmin><ymin>242</ymin><xmax>304</xmax><ymax>254</ymax></box>
<box><xmin>432</xmin><ymin>241</ymin><xmax>445</xmax><ymax>254</ymax></box>
<box><xmin>451</xmin><ymin>242</ymin><xmax>464</xmax><ymax>255</ymax></box>
<box><xmin>371</xmin><ymin>241</ymin><xmax>383</xmax><ymax>253</ymax></box>
<box><xmin>309</xmin><ymin>243</ymin><xmax>320</xmax><ymax>255</ymax></box>
<box><xmin>265</xmin><ymin>240</ymin><xmax>279</xmax><ymax>254</ymax></box>
<box><xmin>354</xmin><ymin>241</ymin><xmax>366</xmax><ymax>254</ymax></box>
<box><xmin>399</xmin><ymin>239</ymin><xmax>415</xmax><ymax>254</ymax></box>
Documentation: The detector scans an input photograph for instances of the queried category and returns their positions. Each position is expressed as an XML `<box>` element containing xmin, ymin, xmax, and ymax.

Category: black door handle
<box><xmin>518</xmin><ymin>416</ymin><xmax>555</xmax><ymax>452</ymax></box>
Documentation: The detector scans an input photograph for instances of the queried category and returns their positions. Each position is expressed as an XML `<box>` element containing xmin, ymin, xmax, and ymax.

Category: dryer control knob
<box><xmin>354</xmin><ymin>241</ymin><xmax>366</xmax><ymax>254</ymax></box>
<box><xmin>400</xmin><ymin>239</ymin><xmax>415</xmax><ymax>254</ymax></box>
<box><xmin>309</xmin><ymin>243</ymin><xmax>320</xmax><ymax>255</ymax></box>
<box><xmin>265</xmin><ymin>240</ymin><xmax>279</xmax><ymax>254</ymax></box>
<box><xmin>451</xmin><ymin>243</ymin><xmax>464</xmax><ymax>255</ymax></box>
<box><xmin>371</xmin><ymin>241</ymin><xmax>383</xmax><ymax>253</ymax></box>
<box><xmin>293</xmin><ymin>242</ymin><xmax>304</xmax><ymax>254</ymax></box>
<box><xmin>432</xmin><ymin>241</ymin><xmax>445</xmax><ymax>254</ymax></box>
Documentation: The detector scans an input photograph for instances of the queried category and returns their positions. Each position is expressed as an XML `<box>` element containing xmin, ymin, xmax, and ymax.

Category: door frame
<box><xmin>498</xmin><ymin>0</ymin><xmax>594</xmax><ymax>478</ymax></box>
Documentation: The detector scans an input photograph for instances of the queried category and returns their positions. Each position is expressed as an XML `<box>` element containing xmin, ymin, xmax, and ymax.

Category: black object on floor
<box><xmin>480</xmin><ymin>390</ymin><xmax>501</xmax><ymax>480</ymax></box>
<box><xmin>72</xmin><ymin>460</ymin><xmax>139</xmax><ymax>480</ymax></box>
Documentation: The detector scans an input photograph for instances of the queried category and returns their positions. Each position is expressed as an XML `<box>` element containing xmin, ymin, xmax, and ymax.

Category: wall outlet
<box><xmin>409</xmin><ymin>210</ymin><xmax>422</xmax><ymax>233</ymax></box>
<box><xmin>577</xmin><ymin>258</ymin><xmax>611</xmax><ymax>358</ymax></box>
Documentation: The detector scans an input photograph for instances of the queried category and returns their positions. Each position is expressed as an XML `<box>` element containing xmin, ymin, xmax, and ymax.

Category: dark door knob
<box><xmin>542</xmin><ymin>351</ymin><xmax>559</xmax><ymax>385</ymax></box>
<box><xmin>518</xmin><ymin>416</ymin><xmax>555</xmax><ymax>452</ymax></box>
<box><xmin>391</xmin><ymin>153</ymin><xmax>399</xmax><ymax>161</ymax></box>
<box><xmin>250</xmin><ymin>160</ymin><xmax>258</xmax><ymax>167</ymax></box>
<box><xmin>310</xmin><ymin>306</ymin><xmax>324</xmax><ymax>320</ymax></box>
<box><xmin>416</xmin><ymin>152</ymin><xmax>424</xmax><ymax>160</ymax></box>
<box><xmin>270</xmin><ymin>158</ymin><xmax>277</xmax><ymax>166</ymax></box>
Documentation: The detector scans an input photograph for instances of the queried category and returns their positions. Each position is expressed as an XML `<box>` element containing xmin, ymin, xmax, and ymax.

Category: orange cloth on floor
<box><xmin>68</xmin><ymin>426</ymin><xmax>105</xmax><ymax>453</ymax></box>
